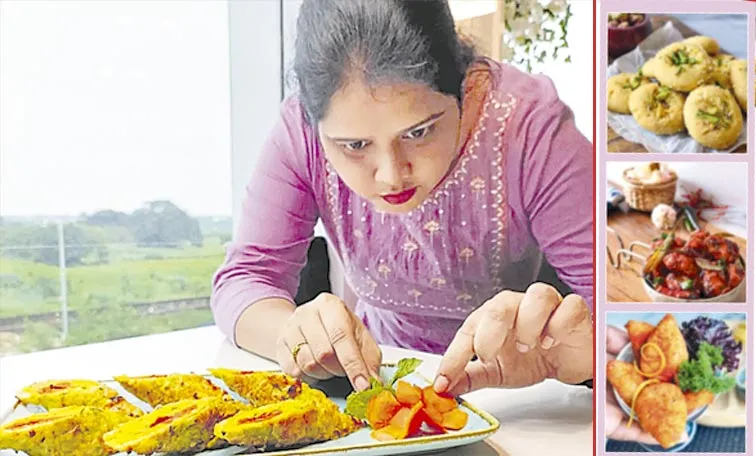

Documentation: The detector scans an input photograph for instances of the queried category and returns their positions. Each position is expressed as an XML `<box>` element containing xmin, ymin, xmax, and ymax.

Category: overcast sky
<box><xmin>1</xmin><ymin>0</ymin><xmax>233</xmax><ymax>217</ymax></box>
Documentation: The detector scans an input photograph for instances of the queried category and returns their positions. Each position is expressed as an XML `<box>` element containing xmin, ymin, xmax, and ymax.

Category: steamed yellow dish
<box><xmin>7</xmin><ymin>369</ymin><xmax>362</xmax><ymax>454</ymax></box>
<box><xmin>16</xmin><ymin>379</ymin><xmax>142</xmax><ymax>418</ymax></box>
<box><xmin>0</xmin><ymin>406</ymin><xmax>129</xmax><ymax>456</ymax></box>
<box><xmin>102</xmin><ymin>396</ymin><xmax>244</xmax><ymax>454</ymax></box>
<box><xmin>114</xmin><ymin>373</ymin><xmax>227</xmax><ymax>407</ymax></box>
<box><xmin>208</xmin><ymin>368</ymin><xmax>305</xmax><ymax>407</ymax></box>
<box><xmin>215</xmin><ymin>388</ymin><xmax>362</xmax><ymax>449</ymax></box>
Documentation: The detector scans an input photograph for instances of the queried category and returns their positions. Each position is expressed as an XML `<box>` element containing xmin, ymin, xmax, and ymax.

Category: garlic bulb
<box><xmin>651</xmin><ymin>203</ymin><xmax>677</xmax><ymax>230</ymax></box>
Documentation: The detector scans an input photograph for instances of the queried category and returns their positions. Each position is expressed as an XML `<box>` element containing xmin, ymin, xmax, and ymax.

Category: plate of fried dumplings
<box><xmin>607</xmin><ymin>21</ymin><xmax>751</xmax><ymax>153</ymax></box>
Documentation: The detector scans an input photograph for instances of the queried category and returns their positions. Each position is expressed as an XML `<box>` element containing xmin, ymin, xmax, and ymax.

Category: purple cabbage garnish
<box><xmin>681</xmin><ymin>316</ymin><xmax>742</xmax><ymax>372</ymax></box>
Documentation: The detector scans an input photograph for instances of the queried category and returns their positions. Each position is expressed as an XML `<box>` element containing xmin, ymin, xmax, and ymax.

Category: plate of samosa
<box><xmin>607</xmin><ymin>313</ymin><xmax>743</xmax><ymax>451</ymax></box>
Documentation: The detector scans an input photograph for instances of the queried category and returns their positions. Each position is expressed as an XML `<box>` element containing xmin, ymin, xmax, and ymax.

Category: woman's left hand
<box><xmin>434</xmin><ymin>283</ymin><xmax>593</xmax><ymax>395</ymax></box>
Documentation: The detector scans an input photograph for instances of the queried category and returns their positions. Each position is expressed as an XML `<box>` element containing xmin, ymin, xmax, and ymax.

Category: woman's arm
<box><xmin>508</xmin><ymin>75</ymin><xmax>594</xmax><ymax>310</ymax></box>
<box><xmin>211</xmin><ymin>97</ymin><xmax>319</xmax><ymax>354</ymax></box>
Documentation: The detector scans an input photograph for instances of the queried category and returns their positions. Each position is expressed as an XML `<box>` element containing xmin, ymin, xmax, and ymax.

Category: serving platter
<box><xmin>0</xmin><ymin>364</ymin><xmax>500</xmax><ymax>456</ymax></box>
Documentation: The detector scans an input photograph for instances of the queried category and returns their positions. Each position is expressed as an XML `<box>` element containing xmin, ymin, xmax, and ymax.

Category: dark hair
<box><xmin>293</xmin><ymin>0</ymin><xmax>477</xmax><ymax>124</ymax></box>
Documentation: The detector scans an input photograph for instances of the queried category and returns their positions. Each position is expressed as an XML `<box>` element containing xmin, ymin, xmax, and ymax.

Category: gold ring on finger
<box><xmin>291</xmin><ymin>341</ymin><xmax>307</xmax><ymax>362</ymax></box>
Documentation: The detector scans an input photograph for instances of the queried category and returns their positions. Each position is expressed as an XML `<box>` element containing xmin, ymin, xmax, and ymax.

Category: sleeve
<box><xmin>512</xmin><ymin>76</ymin><xmax>594</xmax><ymax>311</ymax></box>
<box><xmin>210</xmin><ymin>97</ymin><xmax>320</xmax><ymax>344</ymax></box>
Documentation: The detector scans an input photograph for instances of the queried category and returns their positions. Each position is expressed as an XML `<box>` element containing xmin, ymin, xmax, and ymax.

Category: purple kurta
<box><xmin>212</xmin><ymin>59</ymin><xmax>593</xmax><ymax>355</ymax></box>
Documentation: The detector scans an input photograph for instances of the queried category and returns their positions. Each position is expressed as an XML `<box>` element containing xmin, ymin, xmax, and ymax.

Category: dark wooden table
<box><xmin>606</xmin><ymin>207</ymin><xmax>747</xmax><ymax>302</ymax></box>
<box><xmin>607</xmin><ymin>14</ymin><xmax>748</xmax><ymax>154</ymax></box>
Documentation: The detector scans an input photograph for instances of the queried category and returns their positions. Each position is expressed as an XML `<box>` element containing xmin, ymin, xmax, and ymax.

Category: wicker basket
<box><xmin>621</xmin><ymin>167</ymin><xmax>677</xmax><ymax>212</ymax></box>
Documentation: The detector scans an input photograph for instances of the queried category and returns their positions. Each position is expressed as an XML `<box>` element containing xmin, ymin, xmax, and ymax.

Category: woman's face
<box><xmin>318</xmin><ymin>76</ymin><xmax>461</xmax><ymax>214</ymax></box>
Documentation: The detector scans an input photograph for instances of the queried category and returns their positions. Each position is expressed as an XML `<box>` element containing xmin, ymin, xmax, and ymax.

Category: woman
<box><xmin>211</xmin><ymin>0</ymin><xmax>593</xmax><ymax>397</ymax></box>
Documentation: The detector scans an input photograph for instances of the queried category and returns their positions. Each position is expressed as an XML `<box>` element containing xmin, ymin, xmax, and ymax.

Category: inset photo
<box><xmin>606</xmin><ymin>13</ymin><xmax>750</xmax><ymax>153</ymax></box>
<box><xmin>604</xmin><ymin>312</ymin><xmax>746</xmax><ymax>453</ymax></box>
<box><xmin>606</xmin><ymin>162</ymin><xmax>748</xmax><ymax>303</ymax></box>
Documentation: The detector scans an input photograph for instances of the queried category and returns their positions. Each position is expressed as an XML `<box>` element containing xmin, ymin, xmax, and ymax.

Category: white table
<box><xmin>0</xmin><ymin>326</ymin><xmax>592</xmax><ymax>456</ymax></box>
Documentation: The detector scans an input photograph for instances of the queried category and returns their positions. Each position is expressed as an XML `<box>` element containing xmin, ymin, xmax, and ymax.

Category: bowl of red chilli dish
<box><xmin>641</xmin><ymin>231</ymin><xmax>746</xmax><ymax>303</ymax></box>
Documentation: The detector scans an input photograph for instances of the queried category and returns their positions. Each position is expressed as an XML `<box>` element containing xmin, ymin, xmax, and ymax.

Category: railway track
<box><xmin>0</xmin><ymin>296</ymin><xmax>211</xmax><ymax>333</ymax></box>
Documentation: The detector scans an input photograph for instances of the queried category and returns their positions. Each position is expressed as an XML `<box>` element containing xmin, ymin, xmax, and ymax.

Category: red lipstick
<box><xmin>382</xmin><ymin>187</ymin><xmax>417</xmax><ymax>205</ymax></box>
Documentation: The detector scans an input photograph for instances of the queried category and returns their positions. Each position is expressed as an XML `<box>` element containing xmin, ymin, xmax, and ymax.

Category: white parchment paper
<box><xmin>607</xmin><ymin>21</ymin><xmax>747</xmax><ymax>154</ymax></box>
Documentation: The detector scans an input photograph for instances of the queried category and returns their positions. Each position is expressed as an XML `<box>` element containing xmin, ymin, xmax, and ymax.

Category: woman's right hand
<box><xmin>275</xmin><ymin>293</ymin><xmax>382</xmax><ymax>391</ymax></box>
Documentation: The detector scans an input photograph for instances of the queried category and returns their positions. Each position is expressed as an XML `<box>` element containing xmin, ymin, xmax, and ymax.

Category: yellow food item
<box><xmin>634</xmin><ymin>382</ymin><xmax>688</xmax><ymax>449</ymax></box>
<box><xmin>104</xmin><ymin>396</ymin><xmax>144</xmax><ymax>418</ymax></box>
<box><xmin>114</xmin><ymin>373</ymin><xmax>226</xmax><ymax>407</ymax></box>
<box><xmin>707</xmin><ymin>54</ymin><xmax>736</xmax><ymax>89</ymax></box>
<box><xmin>209</xmin><ymin>368</ymin><xmax>305</xmax><ymax>407</ymax></box>
<box><xmin>730</xmin><ymin>59</ymin><xmax>748</xmax><ymax>111</ymax></box>
<box><xmin>0</xmin><ymin>406</ymin><xmax>128</xmax><ymax>456</ymax></box>
<box><xmin>16</xmin><ymin>379</ymin><xmax>142</xmax><ymax>418</ymax></box>
<box><xmin>654</xmin><ymin>42</ymin><xmax>713</xmax><ymax>92</ymax></box>
<box><xmin>681</xmin><ymin>36</ymin><xmax>720</xmax><ymax>55</ymax></box>
<box><xmin>628</xmin><ymin>379</ymin><xmax>660</xmax><ymax>428</ymax></box>
<box><xmin>639</xmin><ymin>314</ymin><xmax>688</xmax><ymax>382</ymax></box>
<box><xmin>628</xmin><ymin>83</ymin><xmax>685</xmax><ymax>135</ymax></box>
<box><xmin>214</xmin><ymin>388</ymin><xmax>361</xmax><ymax>449</ymax></box>
<box><xmin>103</xmin><ymin>396</ymin><xmax>242</xmax><ymax>454</ymax></box>
<box><xmin>683</xmin><ymin>85</ymin><xmax>743</xmax><ymax>150</ymax></box>
<box><xmin>683</xmin><ymin>389</ymin><xmax>715</xmax><ymax>413</ymax></box>
<box><xmin>626</xmin><ymin>320</ymin><xmax>655</xmax><ymax>359</ymax></box>
<box><xmin>607</xmin><ymin>72</ymin><xmax>650</xmax><ymax>114</ymax></box>
<box><xmin>607</xmin><ymin>360</ymin><xmax>645</xmax><ymax>406</ymax></box>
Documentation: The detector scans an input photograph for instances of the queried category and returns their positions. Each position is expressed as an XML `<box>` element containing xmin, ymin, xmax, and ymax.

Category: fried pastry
<box><xmin>683</xmin><ymin>389</ymin><xmax>715</xmax><ymax>414</ymax></box>
<box><xmin>635</xmin><ymin>382</ymin><xmax>687</xmax><ymax>449</ymax></box>
<box><xmin>607</xmin><ymin>360</ymin><xmax>645</xmax><ymax>406</ymax></box>
<box><xmin>625</xmin><ymin>320</ymin><xmax>655</xmax><ymax>360</ymax></box>
<box><xmin>639</xmin><ymin>314</ymin><xmax>689</xmax><ymax>382</ymax></box>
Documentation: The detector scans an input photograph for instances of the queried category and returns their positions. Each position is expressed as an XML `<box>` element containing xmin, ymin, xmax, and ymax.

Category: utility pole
<box><xmin>57</xmin><ymin>221</ymin><xmax>68</xmax><ymax>340</ymax></box>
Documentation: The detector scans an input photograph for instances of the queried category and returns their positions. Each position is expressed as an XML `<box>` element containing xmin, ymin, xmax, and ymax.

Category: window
<box><xmin>0</xmin><ymin>1</ymin><xmax>239</xmax><ymax>355</ymax></box>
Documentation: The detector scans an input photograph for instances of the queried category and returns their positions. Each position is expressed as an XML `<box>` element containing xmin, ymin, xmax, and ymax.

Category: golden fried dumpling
<box><xmin>214</xmin><ymin>388</ymin><xmax>361</xmax><ymax>449</ymax></box>
<box><xmin>635</xmin><ymin>383</ymin><xmax>687</xmax><ymax>449</ymax></box>
<box><xmin>625</xmin><ymin>320</ymin><xmax>654</xmax><ymax>360</ymax></box>
<box><xmin>639</xmin><ymin>314</ymin><xmax>688</xmax><ymax>382</ymax></box>
<box><xmin>103</xmin><ymin>396</ymin><xmax>242</xmax><ymax>454</ymax></box>
<box><xmin>0</xmin><ymin>406</ymin><xmax>129</xmax><ymax>456</ymax></box>
<box><xmin>208</xmin><ymin>368</ymin><xmax>304</xmax><ymax>407</ymax></box>
<box><xmin>607</xmin><ymin>360</ymin><xmax>645</xmax><ymax>406</ymax></box>
<box><xmin>114</xmin><ymin>373</ymin><xmax>226</xmax><ymax>407</ymax></box>
<box><xmin>683</xmin><ymin>389</ymin><xmax>715</xmax><ymax>413</ymax></box>
<box><xmin>16</xmin><ymin>379</ymin><xmax>141</xmax><ymax>418</ymax></box>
